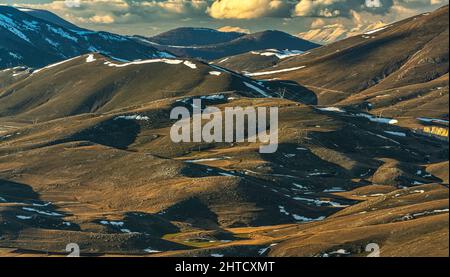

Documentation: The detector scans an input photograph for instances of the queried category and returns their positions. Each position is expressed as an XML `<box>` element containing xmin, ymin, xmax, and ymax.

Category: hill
<box><xmin>136</xmin><ymin>30</ymin><xmax>320</xmax><ymax>61</ymax></box>
<box><xmin>218</xmin><ymin>6</ymin><xmax>449</xmax><ymax>131</ymax></box>
<box><xmin>145</xmin><ymin>27</ymin><xmax>245</xmax><ymax>46</ymax></box>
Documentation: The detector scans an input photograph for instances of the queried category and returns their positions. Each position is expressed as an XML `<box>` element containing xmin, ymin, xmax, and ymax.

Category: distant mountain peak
<box><xmin>147</xmin><ymin>27</ymin><xmax>246</xmax><ymax>47</ymax></box>
<box><xmin>138</xmin><ymin>28</ymin><xmax>320</xmax><ymax>60</ymax></box>
<box><xmin>15</xmin><ymin>6</ymin><xmax>85</xmax><ymax>31</ymax></box>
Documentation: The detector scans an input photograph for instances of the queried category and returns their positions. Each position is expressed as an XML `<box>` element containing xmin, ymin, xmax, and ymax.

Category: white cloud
<box><xmin>207</xmin><ymin>0</ymin><xmax>290</xmax><ymax>19</ymax></box>
<box><xmin>89</xmin><ymin>14</ymin><xmax>115</xmax><ymax>23</ymax></box>
<box><xmin>217</xmin><ymin>25</ymin><xmax>250</xmax><ymax>33</ymax></box>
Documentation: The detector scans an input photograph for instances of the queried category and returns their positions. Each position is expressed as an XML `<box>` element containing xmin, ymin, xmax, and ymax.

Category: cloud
<box><xmin>64</xmin><ymin>0</ymin><xmax>81</xmax><ymax>8</ymax></box>
<box><xmin>19</xmin><ymin>0</ymin><xmax>208</xmax><ymax>24</ymax></box>
<box><xmin>207</xmin><ymin>0</ymin><xmax>292</xmax><ymax>19</ymax></box>
<box><xmin>89</xmin><ymin>14</ymin><xmax>115</xmax><ymax>23</ymax></box>
<box><xmin>294</xmin><ymin>0</ymin><xmax>395</xmax><ymax>18</ymax></box>
<box><xmin>310</xmin><ymin>18</ymin><xmax>326</xmax><ymax>28</ymax></box>
<box><xmin>217</xmin><ymin>25</ymin><xmax>250</xmax><ymax>33</ymax></box>
<box><xmin>139</xmin><ymin>0</ymin><xmax>208</xmax><ymax>15</ymax></box>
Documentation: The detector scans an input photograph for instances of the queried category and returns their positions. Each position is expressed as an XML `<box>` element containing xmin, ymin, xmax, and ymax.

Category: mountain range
<box><xmin>135</xmin><ymin>29</ymin><xmax>320</xmax><ymax>61</ymax></box>
<box><xmin>0</xmin><ymin>6</ymin><xmax>171</xmax><ymax>69</ymax></box>
<box><xmin>1</xmin><ymin>6</ymin><xmax>320</xmax><ymax>69</ymax></box>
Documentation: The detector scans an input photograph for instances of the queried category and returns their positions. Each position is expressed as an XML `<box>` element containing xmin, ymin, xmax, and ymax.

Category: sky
<box><xmin>0</xmin><ymin>0</ymin><xmax>448</xmax><ymax>42</ymax></box>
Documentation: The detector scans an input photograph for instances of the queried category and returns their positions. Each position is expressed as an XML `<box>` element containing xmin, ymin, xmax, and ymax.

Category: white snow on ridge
<box><xmin>105</xmin><ymin>58</ymin><xmax>198</xmax><ymax>70</ymax></box>
<box><xmin>185</xmin><ymin>157</ymin><xmax>230</xmax><ymax>163</ymax></box>
<box><xmin>245</xmin><ymin>66</ymin><xmax>306</xmax><ymax>77</ymax></box>
<box><xmin>317</xmin><ymin>107</ymin><xmax>346</xmax><ymax>113</ymax></box>
<box><xmin>251</xmin><ymin>49</ymin><xmax>304</xmax><ymax>59</ymax></box>
<box><xmin>105</xmin><ymin>58</ymin><xmax>183</xmax><ymax>67</ymax></box>
<box><xmin>217</xmin><ymin>58</ymin><xmax>229</xmax><ymax>64</ymax></box>
<box><xmin>32</xmin><ymin>56</ymin><xmax>79</xmax><ymax>74</ymax></box>
<box><xmin>364</xmin><ymin>26</ymin><xmax>388</xmax><ymax>35</ymax></box>
<box><xmin>114</xmin><ymin>114</ymin><xmax>150</xmax><ymax>121</ymax></box>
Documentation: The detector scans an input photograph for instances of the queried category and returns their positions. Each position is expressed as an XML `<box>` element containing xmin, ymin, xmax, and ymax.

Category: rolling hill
<box><xmin>218</xmin><ymin>5</ymin><xmax>449</xmax><ymax>131</ymax></box>
<box><xmin>0</xmin><ymin>92</ymin><xmax>447</xmax><ymax>256</ymax></box>
<box><xmin>145</xmin><ymin>27</ymin><xmax>245</xmax><ymax>47</ymax></box>
<box><xmin>135</xmin><ymin>30</ymin><xmax>320</xmax><ymax>61</ymax></box>
<box><xmin>0</xmin><ymin>53</ymin><xmax>318</xmax><ymax>122</ymax></box>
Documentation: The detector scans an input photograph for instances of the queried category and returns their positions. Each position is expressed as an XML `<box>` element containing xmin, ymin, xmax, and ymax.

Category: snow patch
<box><xmin>86</xmin><ymin>54</ymin><xmax>96</xmax><ymax>63</ymax></box>
<box><xmin>144</xmin><ymin>248</ymin><xmax>161</xmax><ymax>253</ymax></box>
<box><xmin>292</xmin><ymin>214</ymin><xmax>326</xmax><ymax>222</ymax></box>
<box><xmin>209</xmin><ymin>71</ymin><xmax>222</xmax><ymax>76</ymax></box>
<box><xmin>22</xmin><ymin>207</ymin><xmax>63</xmax><ymax>217</ymax></box>
<box><xmin>384</xmin><ymin>131</ymin><xmax>406</xmax><ymax>137</ymax></box>
<box><xmin>245</xmin><ymin>66</ymin><xmax>306</xmax><ymax>77</ymax></box>
<box><xmin>317</xmin><ymin>107</ymin><xmax>346</xmax><ymax>113</ymax></box>
<box><xmin>243</xmin><ymin>82</ymin><xmax>271</xmax><ymax>97</ymax></box>
<box><xmin>211</xmin><ymin>254</ymin><xmax>224</xmax><ymax>257</ymax></box>
<box><xmin>106</xmin><ymin>58</ymin><xmax>184</xmax><ymax>67</ymax></box>
<box><xmin>16</xmin><ymin>215</ymin><xmax>32</xmax><ymax>220</ymax></box>
<box><xmin>355</xmin><ymin>113</ymin><xmax>398</xmax><ymax>125</ymax></box>
<box><xmin>251</xmin><ymin>49</ymin><xmax>304</xmax><ymax>59</ymax></box>
<box><xmin>114</xmin><ymin>115</ymin><xmax>150</xmax><ymax>121</ymax></box>
<box><xmin>365</xmin><ymin>26</ymin><xmax>388</xmax><ymax>35</ymax></box>
<box><xmin>183</xmin><ymin>61</ymin><xmax>197</xmax><ymax>69</ymax></box>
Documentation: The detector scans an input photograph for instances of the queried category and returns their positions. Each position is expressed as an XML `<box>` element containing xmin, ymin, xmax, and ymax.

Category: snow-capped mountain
<box><xmin>0</xmin><ymin>6</ymin><xmax>171</xmax><ymax>69</ymax></box>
